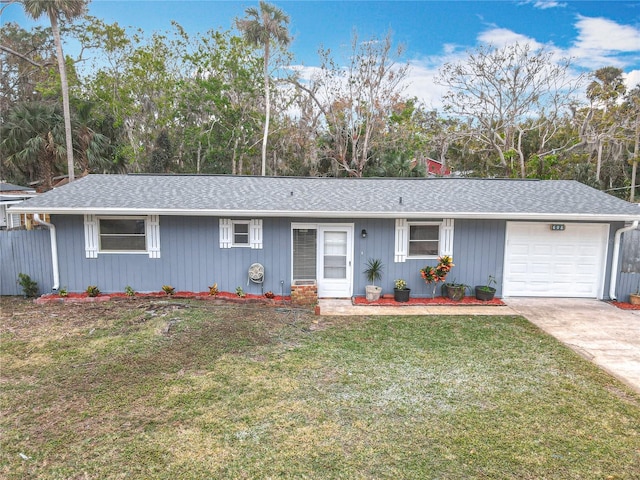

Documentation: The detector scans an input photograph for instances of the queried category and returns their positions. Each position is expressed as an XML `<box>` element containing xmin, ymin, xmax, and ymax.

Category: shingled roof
<box><xmin>9</xmin><ymin>174</ymin><xmax>640</xmax><ymax>221</ymax></box>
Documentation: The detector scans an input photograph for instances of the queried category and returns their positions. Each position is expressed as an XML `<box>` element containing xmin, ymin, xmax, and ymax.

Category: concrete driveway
<box><xmin>318</xmin><ymin>297</ymin><xmax>640</xmax><ymax>393</ymax></box>
<box><xmin>505</xmin><ymin>298</ymin><xmax>640</xmax><ymax>393</ymax></box>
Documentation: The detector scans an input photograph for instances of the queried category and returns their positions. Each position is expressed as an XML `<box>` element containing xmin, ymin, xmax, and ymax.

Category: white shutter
<box><xmin>250</xmin><ymin>219</ymin><xmax>263</xmax><ymax>249</ymax></box>
<box><xmin>147</xmin><ymin>215</ymin><xmax>161</xmax><ymax>258</ymax></box>
<box><xmin>394</xmin><ymin>219</ymin><xmax>408</xmax><ymax>263</ymax></box>
<box><xmin>440</xmin><ymin>218</ymin><xmax>454</xmax><ymax>256</ymax></box>
<box><xmin>8</xmin><ymin>213</ymin><xmax>22</xmax><ymax>229</ymax></box>
<box><xmin>84</xmin><ymin>214</ymin><xmax>99</xmax><ymax>258</ymax></box>
<box><xmin>219</xmin><ymin>218</ymin><xmax>232</xmax><ymax>248</ymax></box>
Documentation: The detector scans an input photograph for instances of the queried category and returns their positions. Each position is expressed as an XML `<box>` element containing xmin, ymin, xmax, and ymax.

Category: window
<box><xmin>293</xmin><ymin>227</ymin><xmax>317</xmax><ymax>280</ymax></box>
<box><xmin>408</xmin><ymin>223</ymin><xmax>440</xmax><ymax>257</ymax></box>
<box><xmin>232</xmin><ymin>221</ymin><xmax>250</xmax><ymax>246</ymax></box>
<box><xmin>219</xmin><ymin>219</ymin><xmax>263</xmax><ymax>249</ymax></box>
<box><xmin>99</xmin><ymin>218</ymin><xmax>146</xmax><ymax>252</ymax></box>
<box><xmin>395</xmin><ymin>219</ymin><xmax>454</xmax><ymax>262</ymax></box>
<box><xmin>84</xmin><ymin>214</ymin><xmax>160</xmax><ymax>258</ymax></box>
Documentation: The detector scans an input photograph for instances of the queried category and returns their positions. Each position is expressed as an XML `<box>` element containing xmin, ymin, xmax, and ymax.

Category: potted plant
<box><xmin>394</xmin><ymin>279</ymin><xmax>410</xmax><ymax>302</ymax></box>
<box><xmin>444</xmin><ymin>279</ymin><xmax>468</xmax><ymax>301</ymax></box>
<box><xmin>475</xmin><ymin>275</ymin><xmax>497</xmax><ymax>301</ymax></box>
<box><xmin>420</xmin><ymin>255</ymin><xmax>454</xmax><ymax>298</ymax></box>
<box><xmin>630</xmin><ymin>280</ymin><xmax>640</xmax><ymax>305</ymax></box>
<box><xmin>364</xmin><ymin>258</ymin><xmax>384</xmax><ymax>301</ymax></box>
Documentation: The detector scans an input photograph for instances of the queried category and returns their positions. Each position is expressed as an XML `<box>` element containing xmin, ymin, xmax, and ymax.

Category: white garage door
<box><xmin>503</xmin><ymin>222</ymin><xmax>609</xmax><ymax>298</ymax></box>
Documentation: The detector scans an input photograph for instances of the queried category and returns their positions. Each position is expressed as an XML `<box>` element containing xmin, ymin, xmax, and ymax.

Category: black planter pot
<box><xmin>394</xmin><ymin>288</ymin><xmax>411</xmax><ymax>302</ymax></box>
<box><xmin>445</xmin><ymin>284</ymin><xmax>466</xmax><ymax>301</ymax></box>
<box><xmin>475</xmin><ymin>286</ymin><xmax>496</xmax><ymax>301</ymax></box>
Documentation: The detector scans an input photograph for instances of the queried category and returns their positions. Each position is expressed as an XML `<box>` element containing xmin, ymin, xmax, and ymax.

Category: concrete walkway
<box><xmin>318</xmin><ymin>298</ymin><xmax>640</xmax><ymax>393</ymax></box>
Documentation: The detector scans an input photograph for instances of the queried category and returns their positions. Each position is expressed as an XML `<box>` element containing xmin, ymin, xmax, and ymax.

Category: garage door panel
<box><xmin>504</xmin><ymin>223</ymin><xmax>608</xmax><ymax>298</ymax></box>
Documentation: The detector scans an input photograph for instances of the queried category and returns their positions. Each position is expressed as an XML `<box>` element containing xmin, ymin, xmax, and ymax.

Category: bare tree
<box><xmin>296</xmin><ymin>32</ymin><xmax>409</xmax><ymax>177</ymax></box>
<box><xmin>437</xmin><ymin>43</ymin><xmax>581</xmax><ymax>178</ymax></box>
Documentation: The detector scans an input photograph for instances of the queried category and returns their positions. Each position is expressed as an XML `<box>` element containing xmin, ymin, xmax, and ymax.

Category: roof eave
<box><xmin>7</xmin><ymin>206</ymin><xmax>640</xmax><ymax>222</ymax></box>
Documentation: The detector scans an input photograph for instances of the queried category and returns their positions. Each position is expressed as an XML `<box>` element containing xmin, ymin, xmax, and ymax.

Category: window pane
<box><xmin>408</xmin><ymin>224</ymin><xmax>439</xmax><ymax>257</ymax></box>
<box><xmin>234</xmin><ymin>223</ymin><xmax>249</xmax><ymax>234</ymax></box>
<box><xmin>410</xmin><ymin>225</ymin><xmax>438</xmax><ymax>241</ymax></box>
<box><xmin>293</xmin><ymin>229</ymin><xmax>317</xmax><ymax>280</ymax></box>
<box><xmin>324</xmin><ymin>255</ymin><xmax>346</xmax><ymax>279</ymax></box>
<box><xmin>101</xmin><ymin>236</ymin><xmax>146</xmax><ymax>251</ymax></box>
<box><xmin>100</xmin><ymin>219</ymin><xmax>145</xmax><ymax>235</ymax></box>
<box><xmin>233</xmin><ymin>222</ymin><xmax>249</xmax><ymax>245</ymax></box>
<box><xmin>409</xmin><ymin>240</ymin><xmax>438</xmax><ymax>256</ymax></box>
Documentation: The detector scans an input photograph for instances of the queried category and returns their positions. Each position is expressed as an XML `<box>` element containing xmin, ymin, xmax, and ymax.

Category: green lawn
<box><xmin>1</xmin><ymin>298</ymin><xmax>639</xmax><ymax>479</ymax></box>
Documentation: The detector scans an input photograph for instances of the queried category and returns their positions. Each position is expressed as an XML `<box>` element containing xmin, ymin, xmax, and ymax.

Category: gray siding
<box><xmin>352</xmin><ymin>218</ymin><xmax>506</xmax><ymax>298</ymax></box>
<box><xmin>4</xmin><ymin>215</ymin><xmax>632</xmax><ymax>301</ymax></box>
<box><xmin>0</xmin><ymin>229</ymin><xmax>53</xmax><ymax>295</ymax></box>
<box><xmin>617</xmin><ymin>227</ymin><xmax>640</xmax><ymax>302</ymax></box>
<box><xmin>52</xmin><ymin>215</ymin><xmax>293</xmax><ymax>295</ymax></box>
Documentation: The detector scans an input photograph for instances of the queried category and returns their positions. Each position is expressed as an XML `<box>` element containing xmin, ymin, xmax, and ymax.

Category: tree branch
<box><xmin>0</xmin><ymin>44</ymin><xmax>53</xmax><ymax>68</ymax></box>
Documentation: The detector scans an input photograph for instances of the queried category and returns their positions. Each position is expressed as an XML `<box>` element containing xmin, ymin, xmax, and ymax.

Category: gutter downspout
<box><xmin>33</xmin><ymin>214</ymin><xmax>60</xmax><ymax>292</ymax></box>
<box><xmin>609</xmin><ymin>220</ymin><xmax>639</xmax><ymax>300</ymax></box>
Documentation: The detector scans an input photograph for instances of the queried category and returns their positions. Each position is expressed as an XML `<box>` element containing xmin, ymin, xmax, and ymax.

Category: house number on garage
<box><xmin>550</xmin><ymin>224</ymin><xmax>565</xmax><ymax>231</ymax></box>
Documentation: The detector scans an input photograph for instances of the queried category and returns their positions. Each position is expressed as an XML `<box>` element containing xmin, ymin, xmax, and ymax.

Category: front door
<box><xmin>317</xmin><ymin>225</ymin><xmax>353</xmax><ymax>298</ymax></box>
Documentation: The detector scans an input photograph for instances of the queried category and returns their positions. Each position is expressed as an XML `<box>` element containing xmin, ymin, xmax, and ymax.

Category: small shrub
<box><xmin>264</xmin><ymin>291</ymin><xmax>275</xmax><ymax>299</ymax></box>
<box><xmin>17</xmin><ymin>273</ymin><xmax>38</xmax><ymax>298</ymax></box>
<box><xmin>208</xmin><ymin>283</ymin><xmax>219</xmax><ymax>296</ymax></box>
<box><xmin>124</xmin><ymin>285</ymin><xmax>136</xmax><ymax>297</ymax></box>
<box><xmin>86</xmin><ymin>285</ymin><xmax>100</xmax><ymax>297</ymax></box>
<box><xmin>235</xmin><ymin>287</ymin><xmax>245</xmax><ymax>297</ymax></box>
<box><xmin>59</xmin><ymin>287</ymin><xmax>68</xmax><ymax>297</ymax></box>
<box><xmin>162</xmin><ymin>285</ymin><xmax>175</xmax><ymax>295</ymax></box>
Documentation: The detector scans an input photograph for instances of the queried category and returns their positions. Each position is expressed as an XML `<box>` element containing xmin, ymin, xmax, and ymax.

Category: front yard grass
<box><xmin>1</xmin><ymin>298</ymin><xmax>639</xmax><ymax>479</ymax></box>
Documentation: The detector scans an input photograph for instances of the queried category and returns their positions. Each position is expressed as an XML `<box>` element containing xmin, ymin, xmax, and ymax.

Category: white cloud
<box><xmin>533</xmin><ymin>1</ymin><xmax>567</xmax><ymax>9</ymax></box>
<box><xmin>568</xmin><ymin>16</ymin><xmax>640</xmax><ymax>69</ymax></box>
<box><xmin>477</xmin><ymin>27</ymin><xmax>544</xmax><ymax>50</ymax></box>
<box><xmin>574</xmin><ymin>16</ymin><xmax>640</xmax><ymax>53</ymax></box>
<box><xmin>625</xmin><ymin>70</ymin><xmax>640</xmax><ymax>91</ymax></box>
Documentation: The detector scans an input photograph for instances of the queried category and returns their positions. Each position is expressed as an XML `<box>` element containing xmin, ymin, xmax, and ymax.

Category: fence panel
<box><xmin>0</xmin><ymin>229</ymin><xmax>53</xmax><ymax>296</ymax></box>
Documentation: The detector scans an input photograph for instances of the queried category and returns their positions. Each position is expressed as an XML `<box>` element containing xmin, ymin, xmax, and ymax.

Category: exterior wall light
<box><xmin>361</xmin><ymin>229</ymin><xmax>368</xmax><ymax>238</ymax></box>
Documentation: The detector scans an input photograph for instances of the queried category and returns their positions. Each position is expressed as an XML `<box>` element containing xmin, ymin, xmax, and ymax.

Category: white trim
<box><xmin>394</xmin><ymin>219</ymin><xmax>408</xmax><ymax>263</ymax></box>
<box><xmin>86</xmin><ymin>215</ymin><xmax>152</xmax><ymax>256</ymax></box>
<box><xmin>231</xmin><ymin>220</ymin><xmax>250</xmax><ymax>247</ymax></box>
<box><xmin>84</xmin><ymin>214</ymin><xmax>99</xmax><ymax>258</ymax></box>
<box><xmin>147</xmin><ymin>215</ymin><xmax>161</xmax><ymax>258</ymax></box>
<box><xmin>9</xmin><ymin>206</ymin><xmax>640</xmax><ymax>223</ymax></box>
<box><xmin>291</xmin><ymin>223</ymin><xmax>319</xmax><ymax>283</ymax></box>
<box><xmin>406</xmin><ymin>221</ymin><xmax>442</xmax><ymax>260</ymax></box>
<box><xmin>219</xmin><ymin>218</ymin><xmax>232</xmax><ymax>248</ymax></box>
<box><xmin>250</xmin><ymin>219</ymin><xmax>263</xmax><ymax>249</ymax></box>
<box><xmin>441</xmin><ymin>218</ymin><xmax>454</xmax><ymax>256</ymax></box>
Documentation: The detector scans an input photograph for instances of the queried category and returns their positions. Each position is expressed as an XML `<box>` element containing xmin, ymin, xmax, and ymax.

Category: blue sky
<box><xmin>3</xmin><ymin>0</ymin><xmax>640</xmax><ymax>107</ymax></box>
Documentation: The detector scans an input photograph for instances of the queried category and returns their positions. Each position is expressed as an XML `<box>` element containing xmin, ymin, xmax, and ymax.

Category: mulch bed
<box><xmin>36</xmin><ymin>291</ymin><xmax>291</xmax><ymax>305</ymax></box>
<box><xmin>353</xmin><ymin>295</ymin><xmax>505</xmax><ymax>306</ymax></box>
<box><xmin>610</xmin><ymin>301</ymin><xmax>640</xmax><ymax>310</ymax></box>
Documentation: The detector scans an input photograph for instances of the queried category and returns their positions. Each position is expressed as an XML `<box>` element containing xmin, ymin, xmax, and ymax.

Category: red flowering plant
<box><xmin>420</xmin><ymin>255</ymin><xmax>454</xmax><ymax>297</ymax></box>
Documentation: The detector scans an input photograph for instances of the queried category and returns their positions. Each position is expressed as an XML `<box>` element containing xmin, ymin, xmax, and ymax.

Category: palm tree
<box><xmin>21</xmin><ymin>0</ymin><xmax>87</xmax><ymax>183</ymax></box>
<box><xmin>236</xmin><ymin>1</ymin><xmax>290</xmax><ymax>176</ymax></box>
<box><xmin>1</xmin><ymin>102</ymin><xmax>67</xmax><ymax>190</ymax></box>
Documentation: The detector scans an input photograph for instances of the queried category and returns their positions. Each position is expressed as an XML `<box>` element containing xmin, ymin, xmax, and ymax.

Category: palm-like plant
<box><xmin>236</xmin><ymin>1</ymin><xmax>290</xmax><ymax>176</ymax></box>
<box><xmin>1</xmin><ymin>102</ymin><xmax>66</xmax><ymax>190</ymax></box>
<box><xmin>21</xmin><ymin>0</ymin><xmax>88</xmax><ymax>183</ymax></box>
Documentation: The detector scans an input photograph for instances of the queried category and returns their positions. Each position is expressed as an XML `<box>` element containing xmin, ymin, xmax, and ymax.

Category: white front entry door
<box><xmin>503</xmin><ymin>222</ymin><xmax>609</xmax><ymax>298</ymax></box>
<box><xmin>317</xmin><ymin>225</ymin><xmax>354</xmax><ymax>298</ymax></box>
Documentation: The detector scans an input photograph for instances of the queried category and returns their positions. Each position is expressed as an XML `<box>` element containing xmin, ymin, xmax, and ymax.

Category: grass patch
<box><xmin>1</xmin><ymin>298</ymin><xmax>639</xmax><ymax>479</ymax></box>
